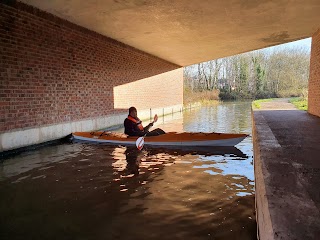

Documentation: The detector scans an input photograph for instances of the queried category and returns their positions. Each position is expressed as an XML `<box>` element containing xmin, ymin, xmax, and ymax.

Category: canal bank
<box><xmin>252</xmin><ymin>98</ymin><xmax>320</xmax><ymax>239</ymax></box>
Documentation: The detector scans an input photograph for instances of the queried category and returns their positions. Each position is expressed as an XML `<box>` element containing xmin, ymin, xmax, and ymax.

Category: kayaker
<box><xmin>124</xmin><ymin>106</ymin><xmax>166</xmax><ymax>137</ymax></box>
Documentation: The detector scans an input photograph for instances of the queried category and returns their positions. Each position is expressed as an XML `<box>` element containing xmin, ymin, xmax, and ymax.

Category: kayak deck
<box><xmin>72</xmin><ymin>131</ymin><xmax>248</xmax><ymax>147</ymax></box>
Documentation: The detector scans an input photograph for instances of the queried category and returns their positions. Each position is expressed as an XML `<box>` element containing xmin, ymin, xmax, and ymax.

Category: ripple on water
<box><xmin>0</xmin><ymin>102</ymin><xmax>256</xmax><ymax>240</ymax></box>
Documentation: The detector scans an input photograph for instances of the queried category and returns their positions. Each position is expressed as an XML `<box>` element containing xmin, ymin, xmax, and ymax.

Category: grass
<box><xmin>252</xmin><ymin>98</ymin><xmax>274</xmax><ymax>109</ymax></box>
<box><xmin>289</xmin><ymin>97</ymin><xmax>308</xmax><ymax>111</ymax></box>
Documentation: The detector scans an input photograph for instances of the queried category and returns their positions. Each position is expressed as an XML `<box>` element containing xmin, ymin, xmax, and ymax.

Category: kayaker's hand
<box><xmin>153</xmin><ymin>114</ymin><xmax>158</xmax><ymax>123</ymax></box>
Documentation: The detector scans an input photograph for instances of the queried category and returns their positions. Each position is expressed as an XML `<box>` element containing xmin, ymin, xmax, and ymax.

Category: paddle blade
<box><xmin>136</xmin><ymin>137</ymin><xmax>144</xmax><ymax>150</ymax></box>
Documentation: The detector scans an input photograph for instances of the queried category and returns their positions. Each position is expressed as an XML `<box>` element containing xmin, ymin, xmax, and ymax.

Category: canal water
<box><xmin>0</xmin><ymin>101</ymin><xmax>256</xmax><ymax>240</ymax></box>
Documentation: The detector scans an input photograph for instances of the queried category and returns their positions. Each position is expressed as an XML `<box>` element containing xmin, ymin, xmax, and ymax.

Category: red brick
<box><xmin>0</xmin><ymin>2</ymin><xmax>182</xmax><ymax>133</ymax></box>
<box><xmin>309</xmin><ymin>29</ymin><xmax>320</xmax><ymax>117</ymax></box>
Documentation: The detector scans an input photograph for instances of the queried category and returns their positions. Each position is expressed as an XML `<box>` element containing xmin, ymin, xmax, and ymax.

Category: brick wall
<box><xmin>308</xmin><ymin>29</ymin><xmax>320</xmax><ymax>117</ymax></box>
<box><xmin>114</xmin><ymin>69</ymin><xmax>183</xmax><ymax>110</ymax></box>
<box><xmin>0</xmin><ymin>1</ymin><xmax>182</xmax><ymax>134</ymax></box>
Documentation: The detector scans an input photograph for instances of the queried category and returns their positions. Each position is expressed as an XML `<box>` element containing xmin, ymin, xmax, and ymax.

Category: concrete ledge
<box><xmin>252</xmin><ymin>111</ymin><xmax>276</xmax><ymax>240</ymax></box>
<box><xmin>0</xmin><ymin>113</ymin><xmax>122</xmax><ymax>152</ymax></box>
<box><xmin>0</xmin><ymin>104</ymin><xmax>183</xmax><ymax>152</ymax></box>
<box><xmin>252</xmin><ymin>99</ymin><xmax>320</xmax><ymax>240</ymax></box>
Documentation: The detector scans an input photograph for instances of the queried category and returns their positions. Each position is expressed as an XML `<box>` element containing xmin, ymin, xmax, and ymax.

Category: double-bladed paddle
<box><xmin>135</xmin><ymin>114</ymin><xmax>158</xmax><ymax>150</ymax></box>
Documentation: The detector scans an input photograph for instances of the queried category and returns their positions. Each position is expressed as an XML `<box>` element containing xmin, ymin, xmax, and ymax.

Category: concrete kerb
<box><xmin>252</xmin><ymin>110</ymin><xmax>276</xmax><ymax>240</ymax></box>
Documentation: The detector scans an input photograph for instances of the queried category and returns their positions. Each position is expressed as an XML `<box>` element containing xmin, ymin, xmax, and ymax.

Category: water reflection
<box><xmin>125</xmin><ymin>146</ymin><xmax>143</xmax><ymax>175</ymax></box>
<box><xmin>117</xmin><ymin>145</ymin><xmax>248</xmax><ymax>178</ymax></box>
<box><xmin>0</xmin><ymin>102</ymin><xmax>256</xmax><ymax>240</ymax></box>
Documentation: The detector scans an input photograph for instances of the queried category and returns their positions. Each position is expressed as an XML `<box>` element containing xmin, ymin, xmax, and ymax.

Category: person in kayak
<box><xmin>124</xmin><ymin>106</ymin><xmax>166</xmax><ymax>137</ymax></box>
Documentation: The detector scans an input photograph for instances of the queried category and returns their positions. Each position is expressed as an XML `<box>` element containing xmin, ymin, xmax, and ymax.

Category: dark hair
<box><xmin>129</xmin><ymin>107</ymin><xmax>137</xmax><ymax>114</ymax></box>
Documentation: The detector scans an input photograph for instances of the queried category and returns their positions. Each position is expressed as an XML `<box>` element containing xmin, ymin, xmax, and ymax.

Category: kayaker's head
<box><xmin>129</xmin><ymin>107</ymin><xmax>137</xmax><ymax>118</ymax></box>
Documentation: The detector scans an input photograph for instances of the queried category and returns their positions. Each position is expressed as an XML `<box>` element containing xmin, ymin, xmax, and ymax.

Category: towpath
<box><xmin>252</xmin><ymin>98</ymin><xmax>320</xmax><ymax>240</ymax></box>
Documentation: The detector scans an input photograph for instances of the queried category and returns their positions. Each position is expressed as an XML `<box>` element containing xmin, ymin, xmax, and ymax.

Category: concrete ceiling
<box><xmin>21</xmin><ymin>0</ymin><xmax>320</xmax><ymax>66</ymax></box>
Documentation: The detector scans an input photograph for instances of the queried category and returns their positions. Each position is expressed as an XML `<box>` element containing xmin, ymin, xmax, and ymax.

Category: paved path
<box><xmin>252</xmin><ymin>98</ymin><xmax>320</xmax><ymax>240</ymax></box>
<box><xmin>259</xmin><ymin>98</ymin><xmax>296</xmax><ymax>110</ymax></box>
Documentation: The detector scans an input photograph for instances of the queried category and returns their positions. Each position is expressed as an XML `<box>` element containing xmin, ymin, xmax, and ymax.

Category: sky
<box><xmin>188</xmin><ymin>38</ymin><xmax>312</xmax><ymax>68</ymax></box>
<box><xmin>263</xmin><ymin>37</ymin><xmax>311</xmax><ymax>52</ymax></box>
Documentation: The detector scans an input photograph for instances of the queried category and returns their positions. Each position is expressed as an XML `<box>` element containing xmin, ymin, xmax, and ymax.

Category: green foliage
<box><xmin>252</xmin><ymin>99</ymin><xmax>274</xmax><ymax>109</ymax></box>
<box><xmin>219</xmin><ymin>88</ymin><xmax>238</xmax><ymax>100</ymax></box>
<box><xmin>255</xmin><ymin>91</ymin><xmax>276</xmax><ymax>99</ymax></box>
<box><xmin>184</xmin><ymin>47</ymin><xmax>310</xmax><ymax>102</ymax></box>
<box><xmin>277</xmin><ymin>88</ymin><xmax>308</xmax><ymax>98</ymax></box>
<box><xmin>277</xmin><ymin>89</ymin><xmax>300</xmax><ymax>98</ymax></box>
<box><xmin>289</xmin><ymin>97</ymin><xmax>308</xmax><ymax>111</ymax></box>
<box><xmin>239</xmin><ymin>57</ymin><xmax>249</xmax><ymax>92</ymax></box>
<box><xmin>254</xmin><ymin>58</ymin><xmax>265</xmax><ymax>94</ymax></box>
<box><xmin>219</xmin><ymin>88</ymin><xmax>254</xmax><ymax>100</ymax></box>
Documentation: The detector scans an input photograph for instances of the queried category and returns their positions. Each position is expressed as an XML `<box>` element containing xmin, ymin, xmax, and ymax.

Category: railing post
<box><xmin>150</xmin><ymin>108</ymin><xmax>152</xmax><ymax>121</ymax></box>
<box><xmin>163</xmin><ymin>108</ymin><xmax>164</xmax><ymax>123</ymax></box>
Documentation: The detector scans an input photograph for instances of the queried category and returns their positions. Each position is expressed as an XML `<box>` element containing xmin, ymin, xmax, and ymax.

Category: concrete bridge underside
<box><xmin>21</xmin><ymin>0</ymin><xmax>320</xmax><ymax>66</ymax></box>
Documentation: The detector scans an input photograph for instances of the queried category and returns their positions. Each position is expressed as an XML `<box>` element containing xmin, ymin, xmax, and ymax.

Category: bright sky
<box><xmin>263</xmin><ymin>37</ymin><xmax>311</xmax><ymax>52</ymax></box>
<box><xmin>189</xmin><ymin>38</ymin><xmax>312</xmax><ymax>68</ymax></box>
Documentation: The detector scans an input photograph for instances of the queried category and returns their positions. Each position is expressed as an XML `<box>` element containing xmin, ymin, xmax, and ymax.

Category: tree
<box><xmin>183</xmin><ymin>46</ymin><xmax>310</xmax><ymax>101</ymax></box>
